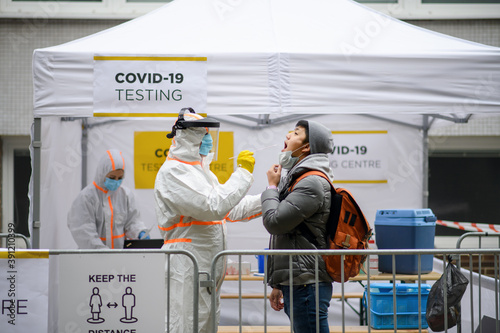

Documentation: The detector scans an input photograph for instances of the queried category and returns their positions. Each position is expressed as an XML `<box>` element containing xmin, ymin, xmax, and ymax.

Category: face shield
<box><xmin>207</xmin><ymin>128</ymin><xmax>220</xmax><ymax>159</ymax></box>
<box><xmin>167</xmin><ymin>107</ymin><xmax>220</xmax><ymax>158</ymax></box>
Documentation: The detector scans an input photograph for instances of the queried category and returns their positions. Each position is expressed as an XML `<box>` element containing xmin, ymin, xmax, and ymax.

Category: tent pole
<box><xmin>422</xmin><ymin>115</ymin><xmax>430</xmax><ymax>208</ymax></box>
<box><xmin>32</xmin><ymin>117</ymin><xmax>42</xmax><ymax>249</ymax></box>
<box><xmin>82</xmin><ymin>119</ymin><xmax>88</xmax><ymax>189</ymax></box>
<box><xmin>216</xmin><ymin>114</ymin><xmax>321</xmax><ymax>129</ymax></box>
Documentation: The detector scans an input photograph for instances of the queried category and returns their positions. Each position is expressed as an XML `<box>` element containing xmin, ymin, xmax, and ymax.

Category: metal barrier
<box><xmin>456</xmin><ymin>231</ymin><xmax>500</xmax><ymax>251</ymax></box>
<box><xmin>48</xmin><ymin>249</ymin><xmax>201</xmax><ymax>333</ymax></box>
<box><xmin>210</xmin><ymin>248</ymin><xmax>500</xmax><ymax>333</ymax></box>
<box><xmin>456</xmin><ymin>232</ymin><xmax>500</xmax><ymax>333</ymax></box>
<box><xmin>3</xmin><ymin>247</ymin><xmax>499</xmax><ymax>332</ymax></box>
<box><xmin>0</xmin><ymin>232</ymin><xmax>31</xmax><ymax>249</ymax></box>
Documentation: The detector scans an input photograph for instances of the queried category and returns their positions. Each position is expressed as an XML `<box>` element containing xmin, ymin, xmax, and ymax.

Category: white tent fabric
<box><xmin>41</xmin><ymin>113</ymin><xmax>425</xmax><ymax>332</ymax></box>
<box><xmin>33</xmin><ymin>0</ymin><xmax>500</xmax><ymax>117</ymax></box>
<box><xmin>40</xmin><ymin>115</ymin><xmax>423</xmax><ymax>248</ymax></box>
<box><xmin>39</xmin><ymin>114</ymin><xmax>423</xmax><ymax>249</ymax></box>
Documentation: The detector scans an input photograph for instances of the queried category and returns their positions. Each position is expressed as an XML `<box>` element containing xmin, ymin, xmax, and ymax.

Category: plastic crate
<box><xmin>365</xmin><ymin>283</ymin><xmax>431</xmax><ymax>329</ymax></box>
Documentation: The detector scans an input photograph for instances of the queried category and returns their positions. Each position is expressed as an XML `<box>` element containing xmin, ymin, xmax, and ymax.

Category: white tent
<box><xmin>31</xmin><ymin>1</ymin><xmax>500</xmax><ymax>330</ymax></box>
<box><xmin>31</xmin><ymin>0</ymin><xmax>500</xmax><ymax>250</ymax></box>
<box><xmin>33</xmin><ymin>0</ymin><xmax>500</xmax><ymax>117</ymax></box>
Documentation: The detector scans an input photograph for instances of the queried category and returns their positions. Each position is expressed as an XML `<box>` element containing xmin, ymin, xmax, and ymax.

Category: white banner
<box><xmin>0</xmin><ymin>250</ymin><xmax>49</xmax><ymax>333</ymax></box>
<box><xmin>330</xmin><ymin>131</ymin><xmax>388</xmax><ymax>183</ymax></box>
<box><xmin>93</xmin><ymin>55</ymin><xmax>207</xmax><ymax>117</ymax></box>
<box><xmin>58</xmin><ymin>253</ymin><xmax>165</xmax><ymax>332</ymax></box>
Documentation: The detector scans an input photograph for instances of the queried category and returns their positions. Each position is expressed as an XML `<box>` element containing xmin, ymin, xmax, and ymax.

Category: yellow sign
<box><xmin>134</xmin><ymin>131</ymin><xmax>234</xmax><ymax>189</ymax></box>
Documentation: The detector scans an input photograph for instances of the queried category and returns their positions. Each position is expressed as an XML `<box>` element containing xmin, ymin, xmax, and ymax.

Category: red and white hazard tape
<box><xmin>437</xmin><ymin>220</ymin><xmax>500</xmax><ymax>233</ymax></box>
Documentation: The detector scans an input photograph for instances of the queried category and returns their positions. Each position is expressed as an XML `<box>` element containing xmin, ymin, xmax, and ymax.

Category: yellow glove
<box><xmin>237</xmin><ymin>150</ymin><xmax>255</xmax><ymax>173</ymax></box>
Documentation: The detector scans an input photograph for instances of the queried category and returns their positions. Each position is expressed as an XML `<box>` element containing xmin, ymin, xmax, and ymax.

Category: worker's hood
<box><xmin>168</xmin><ymin>127</ymin><xmax>206</xmax><ymax>163</ymax></box>
<box><xmin>94</xmin><ymin>149</ymin><xmax>125</xmax><ymax>188</ymax></box>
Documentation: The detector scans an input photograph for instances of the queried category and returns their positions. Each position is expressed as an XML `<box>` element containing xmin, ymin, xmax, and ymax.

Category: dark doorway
<box><xmin>429</xmin><ymin>155</ymin><xmax>500</xmax><ymax>236</ymax></box>
<box><xmin>13</xmin><ymin>149</ymin><xmax>31</xmax><ymax>237</ymax></box>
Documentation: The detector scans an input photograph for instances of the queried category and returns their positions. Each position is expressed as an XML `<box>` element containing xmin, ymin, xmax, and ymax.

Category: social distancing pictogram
<box><xmin>58</xmin><ymin>253</ymin><xmax>164</xmax><ymax>332</ymax></box>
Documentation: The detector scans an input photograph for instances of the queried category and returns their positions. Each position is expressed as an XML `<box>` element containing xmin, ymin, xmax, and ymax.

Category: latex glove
<box><xmin>237</xmin><ymin>150</ymin><xmax>255</xmax><ymax>173</ymax></box>
<box><xmin>199</xmin><ymin>133</ymin><xmax>213</xmax><ymax>156</ymax></box>
<box><xmin>138</xmin><ymin>231</ymin><xmax>150</xmax><ymax>240</ymax></box>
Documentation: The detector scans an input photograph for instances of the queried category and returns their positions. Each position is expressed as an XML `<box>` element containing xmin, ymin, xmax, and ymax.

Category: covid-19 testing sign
<box><xmin>93</xmin><ymin>55</ymin><xmax>207</xmax><ymax>117</ymax></box>
<box><xmin>133</xmin><ymin>131</ymin><xmax>234</xmax><ymax>189</ymax></box>
<box><xmin>330</xmin><ymin>130</ymin><xmax>388</xmax><ymax>183</ymax></box>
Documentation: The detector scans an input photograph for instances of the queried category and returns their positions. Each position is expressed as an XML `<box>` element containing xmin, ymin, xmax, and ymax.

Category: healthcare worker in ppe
<box><xmin>154</xmin><ymin>108</ymin><xmax>262</xmax><ymax>333</ymax></box>
<box><xmin>68</xmin><ymin>149</ymin><xmax>149</xmax><ymax>249</ymax></box>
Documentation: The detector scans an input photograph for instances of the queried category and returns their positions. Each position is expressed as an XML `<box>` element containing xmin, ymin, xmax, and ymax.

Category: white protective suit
<box><xmin>68</xmin><ymin>149</ymin><xmax>148</xmax><ymax>249</ymax></box>
<box><xmin>154</xmin><ymin>115</ymin><xmax>262</xmax><ymax>333</ymax></box>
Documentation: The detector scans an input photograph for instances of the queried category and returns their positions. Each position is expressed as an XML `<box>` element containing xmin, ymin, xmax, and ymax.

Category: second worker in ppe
<box><xmin>67</xmin><ymin>149</ymin><xmax>149</xmax><ymax>249</ymax></box>
<box><xmin>154</xmin><ymin>108</ymin><xmax>262</xmax><ymax>333</ymax></box>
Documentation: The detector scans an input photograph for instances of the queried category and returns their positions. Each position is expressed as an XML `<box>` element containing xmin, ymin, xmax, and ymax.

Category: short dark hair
<box><xmin>295</xmin><ymin>120</ymin><xmax>309</xmax><ymax>143</ymax></box>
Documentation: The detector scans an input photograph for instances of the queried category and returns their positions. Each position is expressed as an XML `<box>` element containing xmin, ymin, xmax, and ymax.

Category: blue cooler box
<box><xmin>365</xmin><ymin>283</ymin><xmax>430</xmax><ymax>329</ymax></box>
<box><xmin>375</xmin><ymin>209</ymin><xmax>436</xmax><ymax>274</ymax></box>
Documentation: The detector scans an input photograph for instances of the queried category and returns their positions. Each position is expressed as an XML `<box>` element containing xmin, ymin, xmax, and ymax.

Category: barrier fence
<box><xmin>0</xmin><ymin>247</ymin><xmax>499</xmax><ymax>332</ymax></box>
<box><xmin>456</xmin><ymin>232</ymin><xmax>500</xmax><ymax>333</ymax></box>
<box><xmin>0</xmin><ymin>232</ymin><xmax>31</xmax><ymax>249</ymax></box>
<box><xmin>0</xmin><ymin>248</ymin><xmax>201</xmax><ymax>333</ymax></box>
<box><xmin>211</xmin><ymin>248</ymin><xmax>500</xmax><ymax>333</ymax></box>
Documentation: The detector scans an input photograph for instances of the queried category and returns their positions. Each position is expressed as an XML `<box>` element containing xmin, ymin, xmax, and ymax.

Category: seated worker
<box><xmin>68</xmin><ymin>149</ymin><xmax>149</xmax><ymax>249</ymax></box>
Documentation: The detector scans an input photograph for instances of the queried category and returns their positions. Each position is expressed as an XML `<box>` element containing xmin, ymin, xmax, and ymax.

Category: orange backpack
<box><xmin>291</xmin><ymin>171</ymin><xmax>372</xmax><ymax>282</ymax></box>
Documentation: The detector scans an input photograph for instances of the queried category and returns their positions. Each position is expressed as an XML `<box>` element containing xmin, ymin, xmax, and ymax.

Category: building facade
<box><xmin>1</xmin><ymin>0</ymin><xmax>499</xmax><ymax>242</ymax></box>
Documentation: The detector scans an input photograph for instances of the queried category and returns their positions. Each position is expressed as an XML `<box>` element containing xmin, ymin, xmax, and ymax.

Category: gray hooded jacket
<box><xmin>262</xmin><ymin>121</ymin><xmax>335</xmax><ymax>287</ymax></box>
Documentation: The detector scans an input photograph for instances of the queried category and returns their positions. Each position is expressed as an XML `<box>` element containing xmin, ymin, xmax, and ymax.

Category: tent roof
<box><xmin>40</xmin><ymin>0</ymin><xmax>497</xmax><ymax>55</ymax></box>
<box><xmin>33</xmin><ymin>0</ymin><xmax>500</xmax><ymax>117</ymax></box>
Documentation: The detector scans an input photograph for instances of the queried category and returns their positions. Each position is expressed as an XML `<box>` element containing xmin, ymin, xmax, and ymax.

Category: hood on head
<box><xmin>94</xmin><ymin>149</ymin><xmax>125</xmax><ymax>187</ymax></box>
<box><xmin>168</xmin><ymin>113</ymin><xmax>208</xmax><ymax>162</ymax></box>
<box><xmin>307</xmin><ymin>120</ymin><xmax>334</xmax><ymax>154</ymax></box>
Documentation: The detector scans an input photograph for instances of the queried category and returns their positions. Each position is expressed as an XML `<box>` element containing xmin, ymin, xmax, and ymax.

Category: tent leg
<box><xmin>422</xmin><ymin>115</ymin><xmax>429</xmax><ymax>208</ymax></box>
<box><xmin>32</xmin><ymin>117</ymin><xmax>41</xmax><ymax>249</ymax></box>
<box><xmin>82</xmin><ymin>119</ymin><xmax>88</xmax><ymax>189</ymax></box>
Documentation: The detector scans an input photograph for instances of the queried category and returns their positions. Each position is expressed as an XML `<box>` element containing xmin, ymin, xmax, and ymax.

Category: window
<box><xmin>0</xmin><ymin>0</ymin><xmax>171</xmax><ymax>19</ymax></box>
<box><xmin>422</xmin><ymin>0</ymin><xmax>500</xmax><ymax>3</ymax></box>
<box><xmin>428</xmin><ymin>136</ymin><xmax>500</xmax><ymax>236</ymax></box>
<box><xmin>13</xmin><ymin>149</ymin><xmax>31</xmax><ymax>238</ymax></box>
<box><xmin>12</xmin><ymin>0</ymin><xmax>102</xmax><ymax>2</ymax></box>
<box><xmin>2</xmin><ymin>136</ymin><xmax>31</xmax><ymax>248</ymax></box>
<box><xmin>359</xmin><ymin>0</ymin><xmax>500</xmax><ymax>18</ymax></box>
<box><xmin>1</xmin><ymin>0</ymin><xmax>499</xmax><ymax>19</ymax></box>
<box><xmin>429</xmin><ymin>154</ymin><xmax>500</xmax><ymax>236</ymax></box>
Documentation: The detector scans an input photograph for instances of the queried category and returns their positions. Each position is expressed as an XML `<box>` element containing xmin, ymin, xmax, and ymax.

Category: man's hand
<box><xmin>269</xmin><ymin>287</ymin><xmax>284</xmax><ymax>311</ymax></box>
<box><xmin>266</xmin><ymin>164</ymin><xmax>281</xmax><ymax>187</ymax></box>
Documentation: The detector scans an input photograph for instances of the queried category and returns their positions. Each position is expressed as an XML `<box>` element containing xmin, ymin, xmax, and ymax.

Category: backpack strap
<box><xmin>289</xmin><ymin>170</ymin><xmax>333</xmax><ymax>192</ymax></box>
<box><xmin>289</xmin><ymin>170</ymin><xmax>335</xmax><ymax>248</ymax></box>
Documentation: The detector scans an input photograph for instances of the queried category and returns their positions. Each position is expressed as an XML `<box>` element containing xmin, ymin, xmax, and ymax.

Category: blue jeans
<box><xmin>281</xmin><ymin>282</ymin><xmax>333</xmax><ymax>333</ymax></box>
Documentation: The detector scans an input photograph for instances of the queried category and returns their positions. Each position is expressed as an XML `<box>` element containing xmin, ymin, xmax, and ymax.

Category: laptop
<box><xmin>123</xmin><ymin>239</ymin><xmax>164</xmax><ymax>249</ymax></box>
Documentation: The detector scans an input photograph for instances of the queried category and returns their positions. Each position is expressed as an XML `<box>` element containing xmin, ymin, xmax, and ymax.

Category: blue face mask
<box><xmin>199</xmin><ymin>133</ymin><xmax>213</xmax><ymax>156</ymax></box>
<box><xmin>104</xmin><ymin>177</ymin><xmax>123</xmax><ymax>191</ymax></box>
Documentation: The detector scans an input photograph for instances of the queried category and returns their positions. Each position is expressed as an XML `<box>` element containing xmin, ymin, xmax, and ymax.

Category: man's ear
<box><xmin>302</xmin><ymin>143</ymin><xmax>311</xmax><ymax>154</ymax></box>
